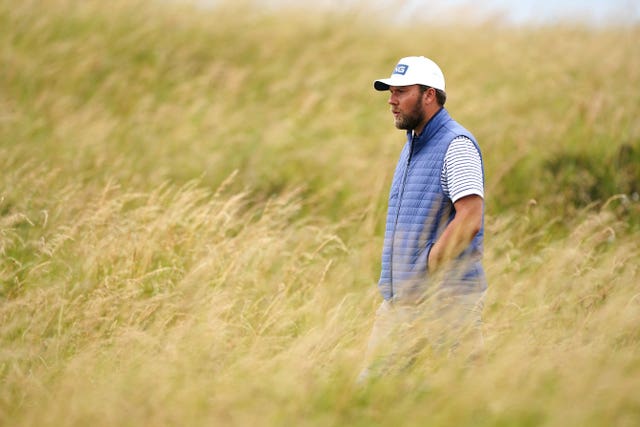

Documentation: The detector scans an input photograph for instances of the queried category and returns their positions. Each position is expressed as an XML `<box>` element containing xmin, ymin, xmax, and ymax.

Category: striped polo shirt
<box><xmin>441</xmin><ymin>136</ymin><xmax>484</xmax><ymax>202</ymax></box>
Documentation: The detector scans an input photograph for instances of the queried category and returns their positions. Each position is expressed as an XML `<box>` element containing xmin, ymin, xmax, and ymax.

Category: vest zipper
<box><xmin>390</xmin><ymin>133</ymin><xmax>416</xmax><ymax>299</ymax></box>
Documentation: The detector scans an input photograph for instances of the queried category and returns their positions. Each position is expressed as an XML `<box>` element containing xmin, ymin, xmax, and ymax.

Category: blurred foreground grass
<box><xmin>1</xmin><ymin>0</ymin><xmax>639</xmax><ymax>426</ymax></box>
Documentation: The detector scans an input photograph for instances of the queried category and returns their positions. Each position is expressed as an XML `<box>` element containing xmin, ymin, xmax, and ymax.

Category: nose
<box><xmin>388</xmin><ymin>92</ymin><xmax>397</xmax><ymax>105</ymax></box>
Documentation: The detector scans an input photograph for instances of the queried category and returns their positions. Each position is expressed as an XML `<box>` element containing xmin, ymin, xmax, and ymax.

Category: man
<box><xmin>359</xmin><ymin>56</ymin><xmax>487</xmax><ymax>381</ymax></box>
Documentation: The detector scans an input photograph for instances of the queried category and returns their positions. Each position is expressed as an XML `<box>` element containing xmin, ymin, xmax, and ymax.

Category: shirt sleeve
<box><xmin>441</xmin><ymin>136</ymin><xmax>484</xmax><ymax>203</ymax></box>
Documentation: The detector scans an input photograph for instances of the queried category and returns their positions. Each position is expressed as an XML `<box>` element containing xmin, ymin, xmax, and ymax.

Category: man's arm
<box><xmin>427</xmin><ymin>194</ymin><xmax>483</xmax><ymax>273</ymax></box>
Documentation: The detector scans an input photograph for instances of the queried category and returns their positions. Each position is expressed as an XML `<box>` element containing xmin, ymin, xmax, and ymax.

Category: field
<box><xmin>1</xmin><ymin>0</ymin><xmax>639</xmax><ymax>425</ymax></box>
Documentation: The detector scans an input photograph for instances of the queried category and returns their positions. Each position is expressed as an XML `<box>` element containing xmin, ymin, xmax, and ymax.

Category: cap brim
<box><xmin>373</xmin><ymin>77</ymin><xmax>417</xmax><ymax>91</ymax></box>
<box><xmin>373</xmin><ymin>79</ymin><xmax>391</xmax><ymax>91</ymax></box>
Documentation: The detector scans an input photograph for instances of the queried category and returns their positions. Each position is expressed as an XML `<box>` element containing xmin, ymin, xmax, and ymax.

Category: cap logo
<box><xmin>393</xmin><ymin>64</ymin><xmax>408</xmax><ymax>75</ymax></box>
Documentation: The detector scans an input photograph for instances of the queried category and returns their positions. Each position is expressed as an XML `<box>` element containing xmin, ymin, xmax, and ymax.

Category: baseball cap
<box><xmin>374</xmin><ymin>56</ymin><xmax>445</xmax><ymax>92</ymax></box>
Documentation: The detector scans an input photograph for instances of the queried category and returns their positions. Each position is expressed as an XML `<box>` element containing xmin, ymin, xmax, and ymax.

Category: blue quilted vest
<box><xmin>379</xmin><ymin>108</ymin><xmax>486</xmax><ymax>301</ymax></box>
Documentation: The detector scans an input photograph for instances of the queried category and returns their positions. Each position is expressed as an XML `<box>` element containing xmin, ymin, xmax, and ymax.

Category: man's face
<box><xmin>388</xmin><ymin>85</ymin><xmax>426</xmax><ymax>131</ymax></box>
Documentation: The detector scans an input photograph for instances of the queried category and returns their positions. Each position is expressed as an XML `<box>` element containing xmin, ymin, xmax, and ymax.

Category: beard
<box><xmin>394</xmin><ymin>100</ymin><xmax>425</xmax><ymax>131</ymax></box>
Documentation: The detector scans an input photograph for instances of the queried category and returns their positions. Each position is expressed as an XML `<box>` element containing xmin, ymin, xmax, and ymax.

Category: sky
<box><xmin>395</xmin><ymin>0</ymin><xmax>640</xmax><ymax>26</ymax></box>
<box><xmin>194</xmin><ymin>0</ymin><xmax>640</xmax><ymax>26</ymax></box>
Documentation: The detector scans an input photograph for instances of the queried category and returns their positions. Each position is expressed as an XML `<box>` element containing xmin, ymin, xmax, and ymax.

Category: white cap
<box><xmin>374</xmin><ymin>56</ymin><xmax>445</xmax><ymax>92</ymax></box>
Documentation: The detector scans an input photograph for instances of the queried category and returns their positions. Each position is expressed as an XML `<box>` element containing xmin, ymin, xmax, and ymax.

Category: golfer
<box><xmin>359</xmin><ymin>56</ymin><xmax>488</xmax><ymax>380</ymax></box>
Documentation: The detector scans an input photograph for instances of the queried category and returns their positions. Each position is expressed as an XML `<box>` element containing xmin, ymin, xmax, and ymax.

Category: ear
<box><xmin>422</xmin><ymin>87</ymin><xmax>434</xmax><ymax>105</ymax></box>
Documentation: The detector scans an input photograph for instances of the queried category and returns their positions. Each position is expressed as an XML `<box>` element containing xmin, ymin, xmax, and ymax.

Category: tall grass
<box><xmin>1</xmin><ymin>0</ymin><xmax>639</xmax><ymax>426</ymax></box>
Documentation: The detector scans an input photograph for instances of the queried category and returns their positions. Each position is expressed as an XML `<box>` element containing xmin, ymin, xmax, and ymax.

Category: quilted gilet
<box><xmin>378</xmin><ymin>108</ymin><xmax>486</xmax><ymax>301</ymax></box>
